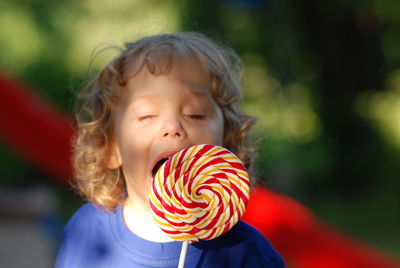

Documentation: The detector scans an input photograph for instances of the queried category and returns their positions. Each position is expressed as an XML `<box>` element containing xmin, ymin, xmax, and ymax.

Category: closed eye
<box><xmin>186</xmin><ymin>114</ymin><xmax>207</xmax><ymax>120</ymax></box>
<box><xmin>138</xmin><ymin>115</ymin><xmax>157</xmax><ymax>121</ymax></box>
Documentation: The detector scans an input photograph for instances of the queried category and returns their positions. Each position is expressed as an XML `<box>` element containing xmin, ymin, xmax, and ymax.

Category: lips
<box><xmin>152</xmin><ymin>158</ymin><xmax>169</xmax><ymax>177</ymax></box>
<box><xmin>151</xmin><ymin>150</ymin><xmax>179</xmax><ymax>178</ymax></box>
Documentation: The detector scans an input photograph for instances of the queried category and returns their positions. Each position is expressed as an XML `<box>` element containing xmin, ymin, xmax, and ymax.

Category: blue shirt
<box><xmin>55</xmin><ymin>203</ymin><xmax>285</xmax><ymax>267</ymax></box>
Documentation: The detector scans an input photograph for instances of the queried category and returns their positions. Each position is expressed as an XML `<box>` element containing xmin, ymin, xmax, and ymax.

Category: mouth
<box><xmin>152</xmin><ymin>158</ymin><xmax>169</xmax><ymax>177</ymax></box>
<box><xmin>150</xmin><ymin>147</ymin><xmax>190</xmax><ymax>178</ymax></box>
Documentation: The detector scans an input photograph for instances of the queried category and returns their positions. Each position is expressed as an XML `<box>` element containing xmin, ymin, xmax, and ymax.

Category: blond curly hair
<box><xmin>73</xmin><ymin>32</ymin><xmax>257</xmax><ymax>210</ymax></box>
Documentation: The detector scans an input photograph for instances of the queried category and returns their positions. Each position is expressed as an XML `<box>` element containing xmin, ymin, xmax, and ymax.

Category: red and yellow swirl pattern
<box><xmin>150</xmin><ymin>144</ymin><xmax>250</xmax><ymax>242</ymax></box>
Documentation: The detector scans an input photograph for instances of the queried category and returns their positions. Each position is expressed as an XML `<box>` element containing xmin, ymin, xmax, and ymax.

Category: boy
<box><xmin>56</xmin><ymin>32</ymin><xmax>285</xmax><ymax>267</ymax></box>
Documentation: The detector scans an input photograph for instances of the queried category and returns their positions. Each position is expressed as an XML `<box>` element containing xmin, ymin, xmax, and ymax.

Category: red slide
<box><xmin>0</xmin><ymin>74</ymin><xmax>74</xmax><ymax>182</ymax></box>
<box><xmin>243</xmin><ymin>186</ymin><xmax>400</xmax><ymax>268</ymax></box>
<box><xmin>1</xmin><ymin>73</ymin><xmax>399</xmax><ymax>268</ymax></box>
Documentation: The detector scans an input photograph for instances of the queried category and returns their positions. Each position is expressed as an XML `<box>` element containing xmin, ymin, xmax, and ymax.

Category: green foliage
<box><xmin>0</xmin><ymin>0</ymin><xmax>399</xmax><ymax>258</ymax></box>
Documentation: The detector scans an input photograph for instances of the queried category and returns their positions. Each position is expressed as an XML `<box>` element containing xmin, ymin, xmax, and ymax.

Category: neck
<box><xmin>123</xmin><ymin>194</ymin><xmax>174</xmax><ymax>242</ymax></box>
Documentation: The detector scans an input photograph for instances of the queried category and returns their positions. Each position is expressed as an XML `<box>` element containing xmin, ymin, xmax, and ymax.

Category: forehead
<box><xmin>115</xmin><ymin>41</ymin><xmax>219</xmax><ymax>106</ymax></box>
<box><xmin>117</xmin><ymin>60</ymin><xmax>214</xmax><ymax>109</ymax></box>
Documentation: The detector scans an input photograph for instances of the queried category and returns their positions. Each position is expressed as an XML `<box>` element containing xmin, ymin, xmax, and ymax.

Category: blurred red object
<box><xmin>0</xmin><ymin>74</ymin><xmax>74</xmax><ymax>182</ymax></box>
<box><xmin>243</xmin><ymin>186</ymin><xmax>400</xmax><ymax>268</ymax></box>
<box><xmin>1</xmin><ymin>73</ymin><xmax>399</xmax><ymax>268</ymax></box>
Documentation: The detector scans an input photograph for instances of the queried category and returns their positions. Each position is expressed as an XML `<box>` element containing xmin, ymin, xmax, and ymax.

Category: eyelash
<box><xmin>186</xmin><ymin>114</ymin><xmax>206</xmax><ymax>120</ymax></box>
<box><xmin>138</xmin><ymin>114</ymin><xmax>206</xmax><ymax>121</ymax></box>
<box><xmin>138</xmin><ymin>115</ymin><xmax>156</xmax><ymax>121</ymax></box>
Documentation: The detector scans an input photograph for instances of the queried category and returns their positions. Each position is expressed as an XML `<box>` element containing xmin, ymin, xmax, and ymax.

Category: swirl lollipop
<box><xmin>150</xmin><ymin>144</ymin><xmax>250</xmax><ymax>248</ymax></box>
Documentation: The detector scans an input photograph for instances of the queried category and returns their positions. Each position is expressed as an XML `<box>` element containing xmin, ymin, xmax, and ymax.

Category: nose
<box><xmin>161</xmin><ymin>116</ymin><xmax>187</xmax><ymax>139</ymax></box>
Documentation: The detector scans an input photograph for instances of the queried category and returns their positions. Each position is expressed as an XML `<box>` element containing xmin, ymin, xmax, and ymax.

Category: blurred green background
<box><xmin>0</xmin><ymin>0</ymin><xmax>399</xmax><ymax>266</ymax></box>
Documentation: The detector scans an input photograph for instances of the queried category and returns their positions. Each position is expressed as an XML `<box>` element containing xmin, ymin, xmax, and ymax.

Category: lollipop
<box><xmin>149</xmin><ymin>144</ymin><xmax>250</xmax><ymax>243</ymax></box>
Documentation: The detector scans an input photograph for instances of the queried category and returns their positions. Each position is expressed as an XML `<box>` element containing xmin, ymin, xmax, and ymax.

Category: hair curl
<box><xmin>73</xmin><ymin>32</ymin><xmax>257</xmax><ymax>210</ymax></box>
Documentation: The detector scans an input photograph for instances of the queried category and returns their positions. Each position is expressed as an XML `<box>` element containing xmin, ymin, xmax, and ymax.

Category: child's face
<box><xmin>111</xmin><ymin>58</ymin><xmax>224</xmax><ymax>203</ymax></box>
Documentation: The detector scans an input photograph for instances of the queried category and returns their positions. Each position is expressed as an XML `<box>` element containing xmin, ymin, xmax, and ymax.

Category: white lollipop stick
<box><xmin>177</xmin><ymin>241</ymin><xmax>189</xmax><ymax>268</ymax></box>
<box><xmin>150</xmin><ymin>145</ymin><xmax>251</xmax><ymax>267</ymax></box>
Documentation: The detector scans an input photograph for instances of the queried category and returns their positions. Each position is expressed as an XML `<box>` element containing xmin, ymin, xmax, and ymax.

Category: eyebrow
<box><xmin>185</xmin><ymin>83</ymin><xmax>212</xmax><ymax>98</ymax></box>
<box><xmin>126</xmin><ymin>89</ymin><xmax>211</xmax><ymax>108</ymax></box>
<box><xmin>135</xmin><ymin>86</ymin><xmax>211</xmax><ymax>100</ymax></box>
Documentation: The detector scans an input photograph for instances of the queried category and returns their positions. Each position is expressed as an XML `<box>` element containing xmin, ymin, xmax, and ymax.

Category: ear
<box><xmin>106</xmin><ymin>143</ymin><xmax>122</xmax><ymax>169</ymax></box>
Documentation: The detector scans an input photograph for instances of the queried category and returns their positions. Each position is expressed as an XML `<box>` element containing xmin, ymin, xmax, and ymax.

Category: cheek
<box><xmin>193</xmin><ymin>118</ymin><xmax>224</xmax><ymax>146</ymax></box>
<box><xmin>212</xmin><ymin>110</ymin><xmax>225</xmax><ymax>145</ymax></box>
<box><xmin>116</xmin><ymin>125</ymin><xmax>148</xmax><ymax>163</ymax></box>
<box><xmin>212</xmin><ymin>122</ymin><xmax>225</xmax><ymax>146</ymax></box>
